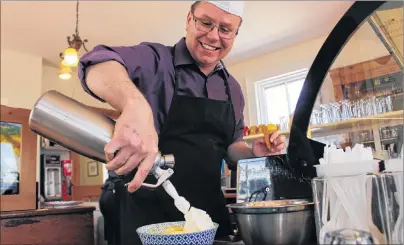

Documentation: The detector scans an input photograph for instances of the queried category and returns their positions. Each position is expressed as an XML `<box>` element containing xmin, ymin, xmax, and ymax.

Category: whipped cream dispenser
<box><xmin>29</xmin><ymin>90</ymin><xmax>176</xmax><ymax>190</ymax></box>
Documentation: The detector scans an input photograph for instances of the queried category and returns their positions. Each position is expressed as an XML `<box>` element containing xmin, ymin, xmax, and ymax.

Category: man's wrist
<box><xmin>228</xmin><ymin>141</ymin><xmax>254</xmax><ymax>161</ymax></box>
<box><xmin>121</xmin><ymin>81</ymin><xmax>148</xmax><ymax>111</ymax></box>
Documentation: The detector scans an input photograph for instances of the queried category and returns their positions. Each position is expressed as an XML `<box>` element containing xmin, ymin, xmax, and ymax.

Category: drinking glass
<box><xmin>323</xmin><ymin>228</ymin><xmax>375</xmax><ymax>244</ymax></box>
<box><xmin>330</xmin><ymin>102</ymin><xmax>342</xmax><ymax>122</ymax></box>
<box><xmin>341</xmin><ymin>100</ymin><xmax>353</xmax><ymax>120</ymax></box>
<box><xmin>321</xmin><ymin>104</ymin><xmax>332</xmax><ymax>124</ymax></box>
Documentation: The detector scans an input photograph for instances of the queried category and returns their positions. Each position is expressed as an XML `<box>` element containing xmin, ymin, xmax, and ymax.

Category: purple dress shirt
<box><xmin>78</xmin><ymin>37</ymin><xmax>245</xmax><ymax>144</ymax></box>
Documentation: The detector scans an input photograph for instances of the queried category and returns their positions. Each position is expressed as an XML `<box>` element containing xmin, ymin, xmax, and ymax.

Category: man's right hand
<box><xmin>83</xmin><ymin>60</ymin><xmax>159</xmax><ymax>192</ymax></box>
<box><xmin>104</xmin><ymin>103</ymin><xmax>159</xmax><ymax>192</ymax></box>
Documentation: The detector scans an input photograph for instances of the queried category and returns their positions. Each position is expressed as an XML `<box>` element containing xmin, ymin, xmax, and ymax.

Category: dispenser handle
<box><xmin>121</xmin><ymin>153</ymin><xmax>175</xmax><ymax>190</ymax></box>
<box><xmin>124</xmin><ymin>168</ymin><xmax>174</xmax><ymax>190</ymax></box>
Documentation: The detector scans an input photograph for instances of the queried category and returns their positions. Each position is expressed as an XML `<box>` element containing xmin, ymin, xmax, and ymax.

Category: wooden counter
<box><xmin>224</xmin><ymin>193</ymin><xmax>237</xmax><ymax>199</ymax></box>
<box><xmin>1</xmin><ymin>205</ymin><xmax>95</xmax><ymax>245</ymax></box>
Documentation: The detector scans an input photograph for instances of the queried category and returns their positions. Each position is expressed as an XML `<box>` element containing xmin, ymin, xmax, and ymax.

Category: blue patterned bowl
<box><xmin>136</xmin><ymin>221</ymin><xmax>219</xmax><ymax>245</ymax></box>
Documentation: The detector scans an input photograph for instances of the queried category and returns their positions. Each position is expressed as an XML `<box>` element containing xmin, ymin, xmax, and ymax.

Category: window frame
<box><xmin>255</xmin><ymin>68</ymin><xmax>309</xmax><ymax>125</ymax></box>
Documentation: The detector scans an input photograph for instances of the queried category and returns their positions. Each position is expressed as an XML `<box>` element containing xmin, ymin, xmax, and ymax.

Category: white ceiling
<box><xmin>1</xmin><ymin>1</ymin><xmax>353</xmax><ymax>68</ymax></box>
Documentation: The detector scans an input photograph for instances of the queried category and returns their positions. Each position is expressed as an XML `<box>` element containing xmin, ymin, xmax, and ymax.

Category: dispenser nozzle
<box><xmin>162</xmin><ymin>154</ymin><xmax>175</xmax><ymax>169</ymax></box>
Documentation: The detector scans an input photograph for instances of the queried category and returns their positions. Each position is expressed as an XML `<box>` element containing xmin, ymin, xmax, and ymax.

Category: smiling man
<box><xmin>78</xmin><ymin>1</ymin><xmax>286</xmax><ymax>245</ymax></box>
<box><xmin>185</xmin><ymin>1</ymin><xmax>242</xmax><ymax>74</ymax></box>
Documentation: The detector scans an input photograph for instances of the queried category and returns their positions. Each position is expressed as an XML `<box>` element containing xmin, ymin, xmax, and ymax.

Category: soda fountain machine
<box><xmin>40</xmin><ymin>153</ymin><xmax>62</xmax><ymax>201</ymax></box>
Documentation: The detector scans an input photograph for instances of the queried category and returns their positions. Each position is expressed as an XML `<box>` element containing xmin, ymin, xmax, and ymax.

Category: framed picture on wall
<box><xmin>1</xmin><ymin>105</ymin><xmax>37</xmax><ymax>212</ymax></box>
<box><xmin>87</xmin><ymin>160</ymin><xmax>99</xmax><ymax>177</ymax></box>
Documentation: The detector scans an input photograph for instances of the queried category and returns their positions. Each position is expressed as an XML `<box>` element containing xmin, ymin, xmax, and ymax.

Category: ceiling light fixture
<box><xmin>59</xmin><ymin>0</ymin><xmax>89</xmax><ymax>68</ymax></box>
<box><xmin>58</xmin><ymin>60</ymin><xmax>73</xmax><ymax>80</ymax></box>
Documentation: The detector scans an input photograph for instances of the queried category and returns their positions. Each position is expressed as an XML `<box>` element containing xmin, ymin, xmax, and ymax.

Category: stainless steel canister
<box><xmin>29</xmin><ymin>90</ymin><xmax>116</xmax><ymax>163</ymax></box>
<box><xmin>29</xmin><ymin>90</ymin><xmax>176</xmax><ymax>189</ymax></box>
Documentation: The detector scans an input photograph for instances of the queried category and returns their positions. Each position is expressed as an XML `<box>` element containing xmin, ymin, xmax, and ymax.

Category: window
<box><xmin>255</xmin><ymin>68</ymin><xmax>308</xmax><ymax>126</ymax></box>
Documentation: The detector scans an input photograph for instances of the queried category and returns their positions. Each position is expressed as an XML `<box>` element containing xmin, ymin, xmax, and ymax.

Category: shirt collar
<box><xmin>173</xmin><ymin>37</ymin><xmax>230</xmax><ymax>78</ymax></box>
<box><xmin>173</xmin><ymin>37</ymin><xmax>195</xmax><ymax>66</ymax></box>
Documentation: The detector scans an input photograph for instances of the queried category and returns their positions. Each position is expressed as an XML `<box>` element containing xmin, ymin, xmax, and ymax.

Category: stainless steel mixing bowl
<box><xmin>227</xmin><ymin>199</ymin><xmax>316</xmax><ymax>245</ymax></box>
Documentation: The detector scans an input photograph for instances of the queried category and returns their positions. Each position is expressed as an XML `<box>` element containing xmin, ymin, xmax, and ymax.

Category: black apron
<box><xmin>99</xmin><ymin>61</ymin><xmax>236</xmax><ymax>245</ymax></box>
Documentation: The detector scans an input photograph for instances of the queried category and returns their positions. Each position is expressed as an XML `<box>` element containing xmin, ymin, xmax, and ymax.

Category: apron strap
<box><xmin>101</xmin><ymin>177</ymin><xmax>125</xmax><ymax>245</ymax></box>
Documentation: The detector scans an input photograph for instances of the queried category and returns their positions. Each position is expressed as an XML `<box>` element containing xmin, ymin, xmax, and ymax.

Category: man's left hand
<box><xmin>252</xmin><ymin>131</ymin><xmax>286</xmax><ymax>157</ymax></box>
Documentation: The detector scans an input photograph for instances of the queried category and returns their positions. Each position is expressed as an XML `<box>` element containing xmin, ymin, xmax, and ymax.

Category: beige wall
<box><xmin>331</xmin><ymin>22</ymin><xmax>391</xmax><ymax>68</ymax></box>
<box><xmin>41</xmin><ymin>65</ymin><xmax>112</xmax><ymax>109</ymax></box>
<box><xmin>226</xmin><ymin>22</ymin><xmax>390</xmax><ymax>126</ymax></box>
<box><xmin>1</xmin><ymin>49</ymin><xmax>43</xmax><ymax>109</ymax></box>
<box><xmin>79</xmin><ymin>155</ymin><xmax>104</xmax><ymax>186</ymax></box>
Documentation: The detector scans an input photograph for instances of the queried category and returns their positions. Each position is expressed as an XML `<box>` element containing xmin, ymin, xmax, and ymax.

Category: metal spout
<box><xmin>161</xmin><ymin>154</ymin><xmax>175</xmax><ymax>169</ymax></box>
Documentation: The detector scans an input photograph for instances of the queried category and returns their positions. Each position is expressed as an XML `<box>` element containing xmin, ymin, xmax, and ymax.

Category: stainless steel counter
<box><xmin>213</xmin><ymin>241</ymin><xmax>244</xmax><ymax>245</ymax></box>
<box><xmin>213</xmin><ymin>235</ymin><xmax>319</xmax><ymax>245</ymax></box>
<box><xmin>213</xmin><ymin>236</ymin><xmax>244</xmax><ymax>245</ymax></box>
<box><xmin>214</xmin><ymin>239</ymin><xmax>319</xmax><ymax>245</ymax></box>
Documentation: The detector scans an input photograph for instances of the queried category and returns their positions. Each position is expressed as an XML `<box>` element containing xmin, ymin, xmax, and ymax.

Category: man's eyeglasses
<box><xmin>192</xmin><ymin>13</ymin><xmax>239</xmax><ymax>39</ymax></box>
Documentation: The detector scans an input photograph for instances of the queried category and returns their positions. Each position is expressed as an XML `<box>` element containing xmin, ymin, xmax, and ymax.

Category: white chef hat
<box><xmin>207</xmin><ymin>1</ymin><xmax>245</xmax><ymax>19</ymax></box>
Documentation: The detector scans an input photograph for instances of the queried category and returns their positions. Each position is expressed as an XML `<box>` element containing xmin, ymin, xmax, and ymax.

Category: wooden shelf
<box><xmin>41</xmin><ymin>147</ymin><xmax>69</xmax><ymax>152</ymax></box>
<box><xmin>361</xmin><ymin>138</ymin><xmax>397</xmax><ymax>144</ymax></box>
<box><xmin>224</xmin><ymin>193</ymin><xmax>237</xmax><ymax>199</ymax></box>
<box><xmin>243</xmin><ymin>110</ymin><xmax>403</xmax><ymax>142</ymax></box>
<box><xmin>311</xmin><ymin>110</ymin><xmax>403</xmax><ymax>137</ymax></box>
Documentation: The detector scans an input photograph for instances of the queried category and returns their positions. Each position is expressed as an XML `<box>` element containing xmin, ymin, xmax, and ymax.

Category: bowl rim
<box><xmin>136</xmin><ymin>221</ymin><xmax>219</xmax><ymax>236</ymax></box>
<box><xmin>226</xmin><ymin>199</ymin><xmax>314</xmax><ymax>214</ymax></box>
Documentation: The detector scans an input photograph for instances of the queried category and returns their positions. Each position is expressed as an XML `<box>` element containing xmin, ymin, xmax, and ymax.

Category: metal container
<box><xmin>227</xmin><ymin>199</ymin><xmax>316</xmax><ymax>245</ymax></box>
<box><xmin>29</xmin><ymin>90</ymin><xmax>114</xmax><ymax>163</ymax></box>
<box><xmin>29</xmin><ymin>90</ymin><xmax>176</xmax><ymax>190</ymax></box>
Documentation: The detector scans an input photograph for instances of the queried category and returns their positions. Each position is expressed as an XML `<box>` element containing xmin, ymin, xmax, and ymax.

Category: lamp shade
<box><xmin>58</xmin><ymin>61</ymin><xmax>72</xmax><ymax>80</ymax></box>
<box><xmin>62</xmin><ymin>47</ymin><xmax>79</xmax><ymax>67</ymax></box>
<box><xmin>59</xmin><ymin>72</ymin><xmax>72</xmax><ymax>80</ymax></box>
